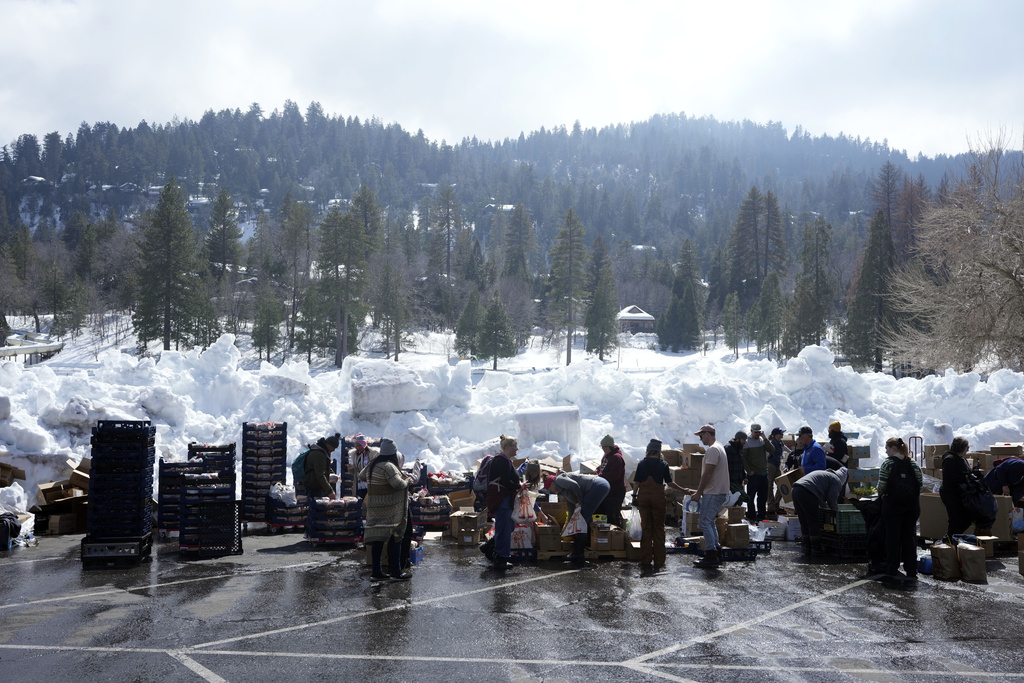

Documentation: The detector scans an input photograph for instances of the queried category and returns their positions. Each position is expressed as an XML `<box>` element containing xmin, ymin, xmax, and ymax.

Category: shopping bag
<box><xmin>511</xmin><ymin>523</ymin><xmax>535</xmax><ymax>549</ymax></box>
<box><xmin>930</xmin><ymin>543</ymin><xmax>960</xmax><ymax>580</ymax></box>
<box><xmin>1011</xmin><ymin>507</ymin><xmax>1023</xmax><ymax>533</ymax></box>
<box><xmin>562</xmin><ymin>505</ymin><xmax>587</xmax><ymax>537</ymax></box>
<box><xmin>627</xmin><ymin>506</ymin><xmax>642</xmax><ymax>541</ymax></box>
<box><xmin>512</xmin><ymin>488</ymin><xmax>538</xmax><ymax>524</ymax></box>
<box><xmin>957</xmin><ymin>542</ymin><xmax>987</xmax><ymax>582</ymax></box>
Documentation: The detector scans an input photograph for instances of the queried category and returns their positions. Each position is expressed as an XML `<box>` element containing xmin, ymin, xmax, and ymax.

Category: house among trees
<box><xmin>617</xmin><ymin>305</ymin><xmax>655</xmax><ymax>334</ymax></box>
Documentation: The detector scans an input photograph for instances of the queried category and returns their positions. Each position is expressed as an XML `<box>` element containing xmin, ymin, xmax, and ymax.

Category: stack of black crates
<box><xmin>241</xmin><ymin>422</ymin><xmax>287</xmax><ymax>523</ymax></box>
<box><xmin>157</xmin><ymin>444</ymin><xmax>234</xmax><ymax>536</ymax></box>
<box><xmin>82</xmin><ymin>420</ymin><xmax>156</xmax><ymax>568</ymax></box>
<box><xmin>409</xmin><ymin>495</ymin><xmax>452</xmax><ymax>530</ymax></box>
<box><xmin>179</xmin><ymin>442</ymin><xmax>241</xmax><ymax>558</ymax></box>
<box><xmin>306</xmin><ymin>496</ymin><xmax>363</xmax><ymax>545</ymax></box>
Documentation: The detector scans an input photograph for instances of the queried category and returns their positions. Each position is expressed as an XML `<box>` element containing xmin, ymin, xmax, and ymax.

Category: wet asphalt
<box><xmin>1</xmin><ymin>529</ymin><xmax>1023</xmax><ymax>683</ymax></box>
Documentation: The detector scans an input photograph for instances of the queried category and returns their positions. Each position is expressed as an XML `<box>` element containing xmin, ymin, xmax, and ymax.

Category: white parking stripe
<box><xmin>191</xmin><ymin>569</ymin><xmax>583</xmax><ymax>649</ymax></box>
<box><xmin>168</xmin><ymin>651</ymin><xmax>230</xmax><ymax>683</ymax></box>
<box><xmin>626</xmin><ymin>578</ymin><xmax>873</xmax><ymax>664</ymax></box>
<box><xmin>0</xmin><ymin>562</ymin><xmax>319</xmax><ymax>610</ymax></box>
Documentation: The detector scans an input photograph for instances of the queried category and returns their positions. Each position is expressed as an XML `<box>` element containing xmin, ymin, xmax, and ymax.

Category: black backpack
<box><xmin>887</xmin><ymin>456</ymin><xmax>920</xmax><ymax>503</ymax></box>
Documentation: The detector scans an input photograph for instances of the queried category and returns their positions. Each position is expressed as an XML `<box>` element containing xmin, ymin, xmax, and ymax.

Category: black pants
<box><xmin>746</xmin><ymin>472</ymin><xmax>769</xmax><ymax>521</ymax></box>
<box><xmin>791</xmin><ymin>484</ymin><xmax>822</xmax><ymax>542</ymax></box>
<box><xmin>371</xmin><ymin>538</ymin><xmax>401</xmax><ymax>576</ymax></box>
<box><xmin>602</xmin><ymin>489</ymin><xmax>627</xmax><ymax>527</ymax></box>
<box><xmin>940</xmin><ymin>489</ymin><xmax>975</xmax><ymax>538</ymax></box>
<box><xmin>882</xmin><ymin>498</ymin><xmax>919</xmax><ymax>576</ymax></box>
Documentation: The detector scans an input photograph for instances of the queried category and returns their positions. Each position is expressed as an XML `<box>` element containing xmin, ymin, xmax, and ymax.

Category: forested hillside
<box><xmin>2</xmin><ymin>101</ymin><xmax>1016</xmax><ymax>371</ymax></box>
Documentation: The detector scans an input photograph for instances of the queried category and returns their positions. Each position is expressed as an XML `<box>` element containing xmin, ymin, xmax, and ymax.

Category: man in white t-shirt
<box><xmin>687</xmin><ymin>424</ymin><xmax>731</xmax><ymax>568</ymax></box>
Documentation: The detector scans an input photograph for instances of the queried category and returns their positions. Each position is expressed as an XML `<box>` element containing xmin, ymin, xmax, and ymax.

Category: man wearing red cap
<box><xmin>687</xmin><ymin>424</ymin><xmax>730</xmax><ymax>568</ymax></box>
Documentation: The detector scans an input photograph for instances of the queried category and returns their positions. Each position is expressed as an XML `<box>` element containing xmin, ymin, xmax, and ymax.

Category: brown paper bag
<box><xmin>930</xmin><ymin>543</ymin><xmax>960</xmax><ymax>580</ymax></box>
<box><xmin>957</xmin><ymin>542</ymin><xmax>987</xmax><ymax>582</ymax></box>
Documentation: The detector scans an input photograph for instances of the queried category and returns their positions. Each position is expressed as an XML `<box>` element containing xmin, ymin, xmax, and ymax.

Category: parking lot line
<box><xmin>168</xmin><ymin>651</ymin><xmax>229</xmax><ymax>683</ymax></box>
<box><xmin>0</xmin><ymin>561</ymin><xmax>320</xmax><ymax>610</ymax></box>
<box><xmin>626</xmin><ymin>578</ymin><xmax>874</xmax><ymax>664</ymax></box>
<box><xmin>191</xmin><ymin>568</ymin><xmax>583</xmax><ymax>649</ymax></box>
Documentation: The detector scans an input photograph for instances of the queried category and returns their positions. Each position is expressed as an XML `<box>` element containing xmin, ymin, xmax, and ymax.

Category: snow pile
<box><xmin>3</xmin><ymin>330</ymin><xmax>1024</xmax><ymax>495</ymax></box>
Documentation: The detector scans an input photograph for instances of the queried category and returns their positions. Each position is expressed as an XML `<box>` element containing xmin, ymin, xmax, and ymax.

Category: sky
<box><xmin>0</xmin><ymin>0</ymin><xmax>1022</xmax><ymax>161</ymax></box>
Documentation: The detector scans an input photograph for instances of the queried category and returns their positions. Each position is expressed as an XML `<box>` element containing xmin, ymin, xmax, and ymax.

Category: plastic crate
<box><xmin>92</xmin><ymin>420</ymin><xmax>156</xmax><ymax>441</ymax></box>
<box><xmin>178</xmin><ymin>501</ymin><xmax>242</xmax><ymax>558</ymax></box>
<box><xmin>697</xmin><ymin>546</ymin><xmax>758</xmax><ymax>561</ymax></box>
<box><xmin>820</xmin><ymin>504</ymin><xmax>867</xmax><ymax>535</ymax></box>
<box><xmin>749</xmin><ymin>540</ymin><xmax>772</xmax><ymax>554</ymax></box>
<box><xmin>820</xmin><ymin>530</ymin><xmax>868</xmax><ymax>557</ymax></box>
<box><xmin>82</xmin><ymin>533</ymin><xmax>153</xmax><ymax>568</ymax></box>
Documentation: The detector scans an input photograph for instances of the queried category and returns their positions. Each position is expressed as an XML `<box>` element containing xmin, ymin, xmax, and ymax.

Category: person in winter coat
<box><xmin>984</xmin><ymin>457</ymin><xmax>1024</xmax><ymax>504</ymax></box>
<box><xmin>349</xmin><ymin>433</ymin><xmax>377</xmax><ymax>500</ymax></box>
<box><xmin>791</xmin><ymin>466</ymin><xmax>848</xmax><ymax>554</ymax></box>
<box><xmin>304</xmin><ymin>433</ymin><xmax>340</xmax><ymax>499</ymax></box>
<box><xmin>725</xmin><ymin>431</ymin><xmax>749</xmax><ymax>503</ymax></box>
<box><xmin>877</xmin><ymin>437</ymin><xmax>923</xmax><ymax>581</ymax></box>
<box><xmin>827</xmin><ymin>421</ymin><xmax>850</xmax><ymax>466</ymax></box>
<box><xmin>484</xmin><ymin>435</ymin><xmax>522</xmax><ymax>571</ymax></box>
<box><xmin>359</xmin><ymin>438</ymin><xmax>413</xmax><ymax>582</ymax></box>
<box><xmin>548</xmin><ymin>471</ymin><xmax>610</xmax><ymax>562</ymax></box>
<box><xmin>631</xmin><ymin>438</ymin><xmax>687</xmax><ymax>571</ymax></box>
<box><xmin>940</xmin><ymin>436</ymin><xmax>993</xmax><ymax>538</ymax></box>
<box><xmin>742</xmin><ymin>423</ymin><xmax>775</xmax><ymax>522</ymax></box>
<box><xmin>768</xmin><ymin>427</ymin><xmax>791</xmax><ymax>514</ymax></box>
<box><xmin>797</xmin><ymin>426</ymin><xmax>827</xmax><ymax>474</ymax></box>
<box><xmin>596</xmin><ymin>434</ymin><xmax>627</xmax><ymax>527</ymax></box>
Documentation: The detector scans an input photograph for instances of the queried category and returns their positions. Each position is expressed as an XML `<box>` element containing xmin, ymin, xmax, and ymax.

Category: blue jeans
<box><xmin>699</xmin><ymin>493</ymin><xmax>728</xmax><ymax>549</ymax></box>
<box><xmin>493</xmin><ymin>495</ymin><xmax>514</xmax><ymax>559</ymax></box>
<box><xmin>580</xmin><ymin>478</ymin><xmax>612</xmax><ymax>529</ymax></box>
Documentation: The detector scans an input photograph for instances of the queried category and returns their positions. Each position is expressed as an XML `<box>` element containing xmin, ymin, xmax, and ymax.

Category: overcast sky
<box><xmin>1</xmin><ymin>0</ymin><xmax>1021</xmax><ymax>160</ymax></box>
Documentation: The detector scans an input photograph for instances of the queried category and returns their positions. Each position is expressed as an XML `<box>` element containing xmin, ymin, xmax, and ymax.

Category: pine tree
<box><xmin>318</xmin><ymin>206</ymin><xmax>370</xmax><ymax>366</ymax></box>
<box><xmin>503</xmin><ymin>203</ymin><xmax>534</xmax><ymax>282</ymax></box>
<box><xmin>371</xmin><ymin>255</ymin><xmax>409</xmax><ymax>361</ymax></box>
<box><xmin>548</xmin><ymin>207</ymin><xmax>589</xmax><ymax>365</ymax></box>
<box><xmin>455</xmin><ymin>288</ymin><xmax>483</xmax><ymax>357</ymax></box>
<box><xmin>722</xmin><ymin>291</ymin><xmax>742</xmax><ymax>358</ymax></box>
<box><xmin>793</xmin><ymin>216</ymin><xmax>835</xmax><ymax>347</ymax></box>
<box><xmin>206</xmin><ymin>189</ymin><xmax>242</xmax><ymax>282</ymax></box>
<box><xmin>133</xmin><ymin>177</ymin><xmax>209</xmax><ymax>353</ymax></box>
<box><xmin>752</xmin><ymin>272</ymin><xmax>786</xmax><ymax>359</ymax></box>
<box><xmin>727</xmin><ymin>186</ymin><xmax>763</xmax><ymax>305</ymax></box>
<box><xmin>657</xmin><ymin>239</ymin><xmax>703</xmax><ymax>352</ymax></box>
<box><xmin>478</xmin><ymin>294</ymin><xmax>517</xmax><ymax>370</ymax></box>
<box><xmin>584</xmin><ymin>236</ymin><xmax>618</xmax><ymax>361</ymax></box>
<box><xmin>843</xmin><ymin>210</ymin><xmax>897</xmax><ymax>370</ymax></box>
<box><xmin>252</xmin><ymin>285</ymin><xmax>282</xmax><ymax>362</ymax></box>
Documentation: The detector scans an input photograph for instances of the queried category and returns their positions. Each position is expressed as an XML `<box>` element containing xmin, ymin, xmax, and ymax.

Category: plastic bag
<box><xmin>511</xmin><ymin>523</ymin><xmax>534</xmax><ymax>549</ymax></box>
<box><xmin>1011</xmin><ymin>507</ymin><xmax>1023</xmax><ymax>533</ymax></box>
<box><xmin>562</xmin><ymin>505</ymin><xmax>587</xmax><ymax>537</ymax></box>
<box><xmin>512</xmin><ymin>488</ymin><xmax>538</xmax><ymax>524</ymax></box>
<box><xmin>747</xmin><ymin>521</ymin><xmax>768</xmax><ymax>542</ymax></box>
<box><xmin>682</xmin><ymin>495</ymin><xmax>700</xmax><ymax>514</ymax></box>
<box><xmin>725</xmin><ymin>490</ymin><xmax>742</xmax><ymax>507</ymax></box>
<box><xmin>268</xmin><ymin>482</ymin><xmax>298</xmax><ymax>506</ymax></box>
<box><xmin>627</xmin><ymin>506</ymin><xmax>642</xmax><ymax>541</ymax></box>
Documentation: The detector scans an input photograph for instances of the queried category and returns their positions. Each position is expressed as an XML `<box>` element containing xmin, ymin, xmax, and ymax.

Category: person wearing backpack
<box><xmin>877</xmin><ymin>437</ymin><xmax>923</xmax><ymax>581</ymax></box>
<box><xmin>302</xmin><ymin>433</ymin><xmax>341</xmax><ymax>499</ymax></box>
<box><xmin>482</xmin><ymin>435</ymin><xmax>522</xmax><ymax>571</ymax></box>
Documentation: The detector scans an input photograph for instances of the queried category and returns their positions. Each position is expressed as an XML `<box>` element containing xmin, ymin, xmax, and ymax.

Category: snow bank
<box><xmin>5</xmin><ymin>333</ymin><xmax>1024</xmax><ymax>495</ymax></box>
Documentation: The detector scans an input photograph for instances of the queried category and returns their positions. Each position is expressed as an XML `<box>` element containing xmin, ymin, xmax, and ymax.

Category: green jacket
<box><xmin>303</xmin><ymin>445</ymin><xmax>334</xmax><ymax>497</ymax></box>
<box><xmin>742</xmin><ymin>436</ymin><xmax>774</xmax><ymax>475</ymax></box>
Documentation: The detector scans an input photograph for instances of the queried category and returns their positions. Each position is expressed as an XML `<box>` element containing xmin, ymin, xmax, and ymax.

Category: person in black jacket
<box><xmin>631</xmin><ymin>438</ymin><xmax>686</xmax><ymax>572</ymax></box>
<box><xmin>484</xmin><ymin>435</ymin><xmax>522</xmax><ymax>571</ymax></box>
<box><xmin>939</xmin><ymin>436</ymin><xmax>988</xmax><ymax>538</ymax></box>
<box><xmin>827</xmin><ymin>421</ymin><xmax>849</xmax><ymax>466</ymax></box>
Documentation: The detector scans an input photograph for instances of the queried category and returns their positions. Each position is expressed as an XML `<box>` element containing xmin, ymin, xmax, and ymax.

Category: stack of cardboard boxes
<box><xmin>33</xmin><ymin>457</ymin><xmax>92</xmax><ymax>535</ymax></box>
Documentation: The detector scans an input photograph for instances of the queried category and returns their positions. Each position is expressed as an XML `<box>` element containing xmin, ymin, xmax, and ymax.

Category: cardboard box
<box><xmin>48</xmin><ymin>513</ymin><xmax>78</xmax><ymax>535</ymax></box>
<box><xmin>661</xmin><ymin>449</ymin><xmax>683</xmax><ymax>467</ymax></box>
<box><xmin>682</xmin><ymin>511</ymin><xmax>702</xmax><ymax>535</ymax></box>
<box><xmin>579</xmin><ymin>458</ymin><xmax>602</xmax><ymax>475</ymax></box>
<box><xmin>626</xmin><ymin>541</ymin><xmax>642</xmax><ymax>561</ymax></box>
<box><xmin>849</xmin><ymin>444</ymin><xmax>871</xmax><ymax>459</ymax></box>
<box><xmin>673</xmin><ymin>467</ymin><xmax>701</xmax><ymax>489</ymax></box>
<box><xmin>590</xmin><ymin>527</ymin><xmax>613</xmax><ymax>550</ymax></box>
<box><xmin>682</xmin><ymin>452</ymin><xmax>704</xmax><ymax>470</ymax></box>
<box><xmin>931</xmin><ymin>455</ymin><xmax>944</xmax><ymax>470</ymax></box>
<box><xmin>682</xmin><ymin>443</ymin><xmax>704</xmax><ymax>454</ymax></box>
<box><xmin>450</xmin><ymin>509</ymin><xmax>487</xmax><ymax>534</ymax></box>
<box><xmin>447</xmin><ymin>488</ymin><xmax>475</xmax><ymax>511</ymax></box>
<box><xmin>0</xmin><ymin>461</ymin><xmax>27</xmax><ymax>487</ymax></box>
<box><xmin>919</xmin><ymin>492</ymin><xmax>1014</xmax><ymax>540</ymax></box>
<box><xmin>758</xmin><ymin>519</ymin><xmax>787</xmax><ymax>540</ymax></box>
<box><xmin>715</xmin><ymin>516</ymin><xmax>728</xmax><ymax>539</ymax></box>
<box><xmin>924</xmin><ymin>444</ymin><xmax>950</xmax><ymax>458</ymax></box>
<box><xmin>726</xmin><ymin>506</ymin><xmax>745</xmax><ymax>523</ymax></box>
<box><xmin>990</xmin><ymin>443</ymin><xmax>1024</xmax><ymax>457</ymax></box>
<box><xmin>775</xmin><ymin>468</ymin><xmax>804</xmax><ymax>503</ymax></box>
<box><xmin>562</xmin><ymin>454</ymin><xmax>574</xmax><ymax>473</ymax></box>
<box><xmin>539</xmin><ymin>501</ymin><xmax>568</xmax><ymax>526</ymax></box>
<box><xmin>784</xmin><ymin>515</ymin><xmax>802</xmax><ymax>540</ymax></box>
<box><xmin>453</xmin><ymin>525</ymin><xmax>489</xmax><ymax>546</ymax></box>
<box><xmin>976</xmin><ymin>452</ymin><xmax>1000</xmax><ymax>471</ymax></box>
<box><xmin>724</xmin><ymin>523</ymin><xmax>749</xmax><ymax>548</ymax></box>
<box><xmin>38</xmin><ymin>480</ymin><xmax>74</xmax><ymax>505</ymax></box>
<box><xmin>609</xmin><ymin>527</ymin><xmax>626</xmax><ymax>551</ymax></box>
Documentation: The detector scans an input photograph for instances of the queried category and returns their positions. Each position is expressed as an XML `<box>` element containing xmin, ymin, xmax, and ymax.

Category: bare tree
<box><xmin>886</xmin><ymin>133</ymin><xmax>1024</xmax><ymax>371</ymax></box>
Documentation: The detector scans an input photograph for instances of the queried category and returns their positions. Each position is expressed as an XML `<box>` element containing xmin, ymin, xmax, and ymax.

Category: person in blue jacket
<box><xmin>984</xmin><ymin>457</ymin><xmax>1024</xmax><ymax>504</ymax></box>
<box><xmin>797</xmin><ymin>426</ymin><xmax>826</xmax><ymax>473</ymax></box>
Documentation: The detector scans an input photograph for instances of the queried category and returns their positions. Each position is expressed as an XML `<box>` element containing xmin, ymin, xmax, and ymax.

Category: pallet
<box><xmin>696</xmin><ymin>546</ymin><xmax>758</xmax><ymax>561</ymax></box>
<box><xmin>307</xmin><ymin>535</ymin><xmax>362</xmax><ymax>547</ymax></box>
<box><xmin>536</xmin><ymin>549</ymin><xmax>569</xmax><ymax>561</ymax></box>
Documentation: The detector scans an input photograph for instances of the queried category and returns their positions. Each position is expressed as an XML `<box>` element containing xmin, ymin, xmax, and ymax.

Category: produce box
<box><xmin>990</xmin><ymin>443</ymin><xmax>1024</xmax><ymax>456</ymax></box>
<box><xmin>682</xmin><ymin>452</ymin><xmax>703</xmax><ymax>470</ymax></box>
<box><xmin>726</xmin><ymin>506</ymin><xmax>745</xmax><ymax>523</ymax></box>
<box><xmin>775</xmin><ymin>468</ymin><xmax>804</xmax><ymax>503</ymax></box>
<box><xmin>724</xmin><ymin>523</ymin><xmax>749</xmax><ymax>548</ymax></box>
<box><xmin>660</xmin><ymin>449</ymin><xmax>683</xmax><ymax>467</ymax></box>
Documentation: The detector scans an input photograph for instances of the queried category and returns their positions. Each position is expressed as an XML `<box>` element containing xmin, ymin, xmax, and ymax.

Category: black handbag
<box><xmin>961</xmin><ymin>468</ymin><xmax>998</xmax><ymax>526</ymax></box>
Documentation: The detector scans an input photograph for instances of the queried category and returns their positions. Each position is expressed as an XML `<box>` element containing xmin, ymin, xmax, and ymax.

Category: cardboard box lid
<box><xmin>0</xmin><ymin>461</ymin><xmax>27</xmax><ymax>480</ymax></box>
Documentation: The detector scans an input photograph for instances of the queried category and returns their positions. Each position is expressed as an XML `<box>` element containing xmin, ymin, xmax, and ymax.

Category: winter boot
<box><xmin>694</xmin><ymin>548</ymin><xmax>721</xmax><ymax>568</ymax></box>
<box><xmin>567</xmin><ymin>533</ymin><xmax>588</xmax><ymax>562</ymax></box>
<box><xmin>492</xmin><ymin>555</ymin><xmax>512</xmax><ymax>571</ymax></box>
<box><xmin>478</xmin><ymin>537</ymin><xmax>495</xmax><ymax>562</ymax></box>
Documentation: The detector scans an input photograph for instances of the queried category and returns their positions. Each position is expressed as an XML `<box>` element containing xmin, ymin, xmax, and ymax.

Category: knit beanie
<box><xmin>646</xmin><ymin>438</ymin><xmax>662</xmax><ymax>454</ymax></box>
<box><xmin>325</xmin><ymin>433</ymin><xmax>341</xmax><ymax>450</ymax></box>
<box><xmin>600</xmin><ymin>434</ymin><xmax>615</xmax><ymax>448</ymax></box>
<box><xmin>829</xmin><ymin>421</ymin><xmax>842</xmax><ymax>433</ymax></box>
<box><xmin>379</xmin><ymin>438</ymin><xmax>397</xmax><ymax>456</ymax></box>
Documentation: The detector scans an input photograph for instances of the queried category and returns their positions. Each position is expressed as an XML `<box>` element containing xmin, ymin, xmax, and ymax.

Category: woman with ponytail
<box><xmin>878</xmin><ymin>437</ymin><xmax>922</xmax><ymax>581</ymax></box>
